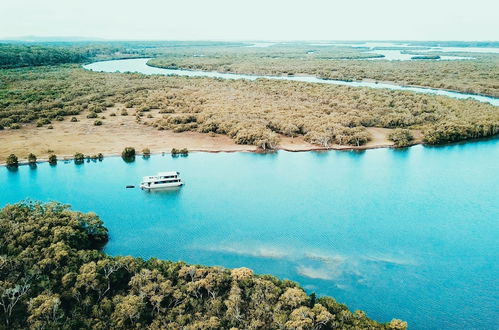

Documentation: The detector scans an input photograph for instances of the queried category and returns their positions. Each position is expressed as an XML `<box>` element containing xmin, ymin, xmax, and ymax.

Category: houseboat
<box><xmin>140</xmin><ymin>171</ymin><xmax>183</xmax><ymax>190</ymax></box>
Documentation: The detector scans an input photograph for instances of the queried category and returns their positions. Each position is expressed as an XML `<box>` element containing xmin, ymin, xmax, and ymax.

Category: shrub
<box><xmin>10</xmin><ymin>123</ymin><xmax>21</xmax><ymax>129</ymax></box>
<box><xmin>70</xmin><ymin>117</ymin><xmax>78</xmax><ymax>122</ymax></box>
<box><xmin>389</xmin><ymin>128</ymin><xmax>414</xmax><ymax>147</ymax></box>
<box><xmin>6</xmin><ymin>154</ymin><xmax>18</xmax><ymax>167</ymax></box>
<box><xmin>74</xmin><ymin>152</ymin><xmax>85</xmax><ymax>164</ymax></box>
<box><xmin>121</xmin><ymin>147</ymin><xmax>135</xmax><ymax>159</ymax></box>
<box><xmin>171</xmin><ymin>148</ymin><xmax>188</xmax><ymax>156</ymax></box>
<box><xmin>36</xmin><ymin>118</ymin><xmax>51</xmax><ymax>127</ymax></box>
<box><xmin>121</xmin><ymin>109</ymin><xmax>128</xmax><ymax>116</ymax></box>
<box><xmin>97</xmin><ymin>153</ymin><xmax>104</xmax><ymax>160</ymax></box>
<box><xmin>87</xmin><ymin>112</ymin><xmax>98</xmax><ymax>119</ymax></box>
<box><xmin>47</xmin><ymin>125</ymin><xmax>53</xmax><ymax>129</ymax></box>
<box><xmin>94</xmin><ymin>120</ymin><xmax>103</xmax><ymax>126</ymax></box>
<box><xmin>48</xmin><ymin>154</ymin><xmax>57</xmax><ymax>165</ymax></box>
<box><xmin>56</xmin><ymin>116</ymin><xmax>64</xmax><ymax>121</ymax></box>
<box><xmin>142</xmin><ymin>148</ymin><xmax>151</xmax><ymax>155</ymax></box>
<box><xmin>110</xmin><ymin>113</ymin><xmax>116</xmax><ymax>117</ymax></box>
<box><xmin>27</xmin><ymin>153</ymin><xmax>37</xmax><ymax>164</ymax></box>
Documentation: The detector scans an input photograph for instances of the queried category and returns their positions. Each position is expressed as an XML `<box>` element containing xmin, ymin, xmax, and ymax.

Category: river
<box><xmin>1</xmin><ymin>140</ymin><xmax>498</xmax><ymax>329</ymax></box>
<box><xmin>83</xmin><ymin>58</ymin><xmax>498</xmax><ymax>106</ymax></box>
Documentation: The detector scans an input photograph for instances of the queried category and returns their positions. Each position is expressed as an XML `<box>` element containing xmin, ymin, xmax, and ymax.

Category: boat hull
<box><xmin>140</xmin><ymin>182</ymin><xmax>183</xmax><ymax>190</ymax></box>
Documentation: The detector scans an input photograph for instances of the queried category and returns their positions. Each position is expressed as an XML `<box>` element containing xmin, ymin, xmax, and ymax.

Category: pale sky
<box><xmin>1</xmin><ymin>0</ymin><xmax>498</xmax><ymax>41</ymax></box>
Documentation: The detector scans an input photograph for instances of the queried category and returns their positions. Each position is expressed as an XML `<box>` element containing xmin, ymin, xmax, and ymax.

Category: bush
<box><xmin>36</xmin><ymin>118</ymin><xmax>51</xmax><ymax>127</ymax></box>
<box><xmin>142</xmin><ymin>148</ymin><xmax>151</xmax><ymax>155</ymax></box>
<box><xmin>70</xmin><ymin>117</ymin><xmax>78</xmax><ymax>122</ymax></box>
<box><xmin>6</xmin><ymin>154</ymin><xmax>18</xmax><ymax>167</ymax></box>
<box><xmin>121</xmin><ymin>147</ymin><xmax>135</xmax><ymax>159</ymax></box>
<box><xmin>10</xmin><ymin>123</ymin><xmax>21</xmax><ymax>129</ymax></box>
<box><xmin>74</xmin><ymin>152</ymin><xmax>85</xmax><ymax>164</ymax></box>
<box><xmin>55</xmin><ymin>116</ymin><xmax>64</xmax><ymax>121</ymax></box>
<box><xmin>94</xmin><ymin>120</ymin><xmax>103</xmax><ymax>126</ymax></box>
<box><xmin>389</xmin><ymin>128</ymin><xmax>414</xmax><ymax>147</ymax></box>
<box><xmin>97</xmin><ymin>153</ymin><xmax>104</xmax><ymax>160</ymax></box>
<box><xmin>27</xmin><ymin>153</ymin><xmax>37</xmax><ymax>164</ymax></box>
<box><xmin>171</xmin><ymin>148</ymin><xmax>188</xmax><ymax>156</ymax></box>
<box><xmin>121</xmin><ymin>109</ymin><xmax>128</xmax><ymax>116</ymax></box>
<box><xmin>48</xmin><ymin>154</ymin><xmax>57</xmax><ymax>165</ymax></box>
<box><xmin>47</xmin><ymin>125</ymin><xmax>53</xmax><ymax>129</ymax></box>
<box><xmin>87</xmin><ymin>112</ymin><xmax>98</xmax><ymax>119</ymax></box>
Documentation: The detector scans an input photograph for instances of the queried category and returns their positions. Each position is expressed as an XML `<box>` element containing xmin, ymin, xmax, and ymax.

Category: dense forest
<box><xmin>0</xmin><ymin>44</ymin><xmax>88</xmax><ymax>68</ymax></box>
<box><xmin>0</xmin><ymin>201</ymin><xmax>407</xmax><ymax>329</ymax></box>
<box><xmin>1</xmin><ymin>63</ymin><xmax>497</xmax><ymax>149</ymax></box>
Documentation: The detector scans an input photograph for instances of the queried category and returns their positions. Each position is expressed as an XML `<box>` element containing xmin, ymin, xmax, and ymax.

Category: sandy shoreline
<box><xmin>0</xmin><ymin>107</ymin><xmax>421</xmax><ymax>165</ymax></box>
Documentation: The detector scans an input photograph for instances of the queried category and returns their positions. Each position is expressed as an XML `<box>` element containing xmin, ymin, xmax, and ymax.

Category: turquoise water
<box><xmin>1</xmin><ymin>140</ymin><xmax>498</xmax><ymax>329</ymax></box>
<box><xmin>84</xmin><ymin>59</ymin><xmax>499</xmax><ymax>106</ymax></box>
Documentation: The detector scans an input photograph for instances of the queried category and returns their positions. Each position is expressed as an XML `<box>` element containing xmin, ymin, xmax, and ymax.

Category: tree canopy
<box><xmin>0</xmin><ymin>201</ymin><xmax>406</xmax><ymax>329</ymax></box>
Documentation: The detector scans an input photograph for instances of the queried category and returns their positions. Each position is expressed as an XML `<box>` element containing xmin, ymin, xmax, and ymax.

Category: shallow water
<box><xmin>365</xmin><ymin>49</ymin><xmax>473</xmax><ymax>61</ymax></box>
<box><xmin>83</xmin><ymin>58</ymin><xmax>499</xmax><ymax>106</ymax></box>
<box><xmin>2</xmin><ymin>140</ymin><xmax>498</xmax><ymax>329</ymax></box>
<box><xmin>310</xmin><ymin>42</ymin><xmax>497</xmax><ymax>60</ymax></box>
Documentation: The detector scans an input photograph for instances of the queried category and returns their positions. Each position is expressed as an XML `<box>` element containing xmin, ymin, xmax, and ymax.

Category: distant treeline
<box><xmin>0</xmin><ymin>40</ymin><xmax>251</xmax><ymax>69</ymax></box>
<box><xmin>0</xmin><ymin>201</ymin><xmax>406</xmax><ymax>329</ymax></box>
<box><xmin>0</xmin><ymin>44</ymin><xmax>88</xmax><ymax>68</ymax></box>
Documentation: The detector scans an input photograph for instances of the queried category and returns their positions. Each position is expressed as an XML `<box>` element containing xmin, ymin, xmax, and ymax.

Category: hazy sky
<box><xmin>1</xmin><ymin>0</ymin><xmax>498</xmax><ymax>41</ymax></box>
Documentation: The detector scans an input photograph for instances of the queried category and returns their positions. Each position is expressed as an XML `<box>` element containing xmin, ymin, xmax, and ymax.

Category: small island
<box><xmin>410</xmin><ymin>55</ymin><xmax>441</xmax><ymax>60</ymax></box>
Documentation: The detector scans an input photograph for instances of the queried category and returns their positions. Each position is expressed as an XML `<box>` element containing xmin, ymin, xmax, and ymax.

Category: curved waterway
<box><xmin>2</xmin><ymin>140</ymin><xmax>498</xmax><ymax>329</ymax></box>
<box><xmin>84</xmin><ymin>58</ymin><xmax>499</xmax><ymax>106</ymax></box>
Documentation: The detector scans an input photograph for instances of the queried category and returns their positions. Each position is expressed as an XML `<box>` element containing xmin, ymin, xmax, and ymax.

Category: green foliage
<box><xmin>87</xmin><ymin>112</ymin><xmax>98</xmax><ymax>119</ymax></box>
<box><xmin>74</xmin><ymin>152</ymin><xmax>85</xmax><ymax>164</ymax></box>
<box><xmin>27</xmin><ymin>153</ymin><xmax>37</xmax><ymax>164</ymax></box>
<box><xmin>6</xmin><ymin>154</ymin><xmax>18</xmax><ymax>167</ymax></box>
<box><xmin>70</xmin><ymin>117</ymin><xmax>78</xmax><ymax>122</ymax></box>
<box><xmin>94</xmin><ymin>120</ymin><xmax>103</xmax><ymax>126</ymax></box>
<box><xmin>36</xmin><ymin>118</ymin><xmax>51</xmax><ymax>127</ymax></box>
<box><xmin>171</xmin><ymin>148</ymin><xmax>188</xmax><ymax>156</ymax></box>
<box><xmin>10</xmin><ymin>123</ymin><xmax>21</xmax><ymax>129</ymax></box>
<box><xmin>149</xmin><ymin>48</ymin><xmax>499</xmax><ymax>97</ymax></box>
<box><xmin>48</xmin><ymin>154</ymin><xmax>57</xmax><ymax>165</ymax></box>
<box><xmin>0</xmin><ymin>44</ymin><xmax>87</xmax><ymax>69</ymax></box>
<box><xmin>388</xmin><ymin>129</ymin><xmax>414</xmax><ymax>147</ymax></box>
<box><xmin>142</xmin><ymin>148</ymin><xmax>151</xmax><ymax>155</ymax></box>
<box><xmin>423</xmin><ymin>122</ymin><xmax>499</xmax><ymax>144</ymax></box>
<box><xmin>121</xmin><ymin>147</ymin><xmax>136</xmax><ymax>160</ymax></box>
<box><xmin>1</xmin><ymin>63</ymin><xmax>497</xmax><ymax>148</ymax></box>
<box><xmin>0</xmin><ymin>201</ymin><xmax>403</xmax><ymax>329</ymax></box>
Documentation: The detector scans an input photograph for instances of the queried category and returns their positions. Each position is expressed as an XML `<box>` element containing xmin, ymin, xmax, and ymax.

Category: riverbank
<box><xmin>0</xmin><ymin>106</ymin><xmax>422</xmax><ymax>165</ymax></box>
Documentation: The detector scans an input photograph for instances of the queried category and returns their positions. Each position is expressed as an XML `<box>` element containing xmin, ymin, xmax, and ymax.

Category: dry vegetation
<box><xmin>149</xmin><ymin>50</ymin><xmax>499</xmax><ymax>97</ymax></box>
<box><xmin>1</xmin><ymin>64</ymin><xmax>498</xmax><ymax>158</ymax></box>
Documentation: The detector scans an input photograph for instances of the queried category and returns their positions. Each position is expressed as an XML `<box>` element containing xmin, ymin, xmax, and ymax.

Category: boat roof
<box><xmin>157</xmin><ymin>171</ymin><xmax>179</xmax><ymax>176</ymax></box>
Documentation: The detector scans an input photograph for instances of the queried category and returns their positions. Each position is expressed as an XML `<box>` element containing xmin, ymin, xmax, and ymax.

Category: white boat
<box><xmin>140</xmin><ymin>171</ymin><xmax>183</xmax><ymax>190</ymax></box>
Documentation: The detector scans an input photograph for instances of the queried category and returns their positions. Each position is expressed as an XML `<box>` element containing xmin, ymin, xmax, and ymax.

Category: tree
<box><xmin>48</xmin><ymin>154</ymin><xmax>57</xmax><ymax>165</ymax></box>
<box><xmin>389</xmin><ymin>128</ymin><xmax>414</xmax><ymax>147</ymax></box>
<box><xmin>0</xmin><ymin>201</ymin><xmax>402</xmax><ymax>329</ymax></box>
<box><xmin>27</xmin><ymin>293</ymin><xmax>63</xmax><ymax>329</ymax></box>
<box><xmin>74</xmin><ymin>152</ymin><xmax>85</xmax><ymax>164</ymax></box>
<box><xmin>0</xmin><ymin>282</ymin><xmax>30</xmax><ymax>326</ymax></box>
<box><xmin>27</xmin><ymin>153</ymin><xmax>37</xmax><ymax>165</ymax></box>
<box><xmin>121</xmin><ymin>147</ymin><xmax>135</xmax><ymax>161</ymax></box>
<box><xmin>5</xmin><ymin>154</ymin><xmax>18</xmax><ymax>168</ymax></box>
